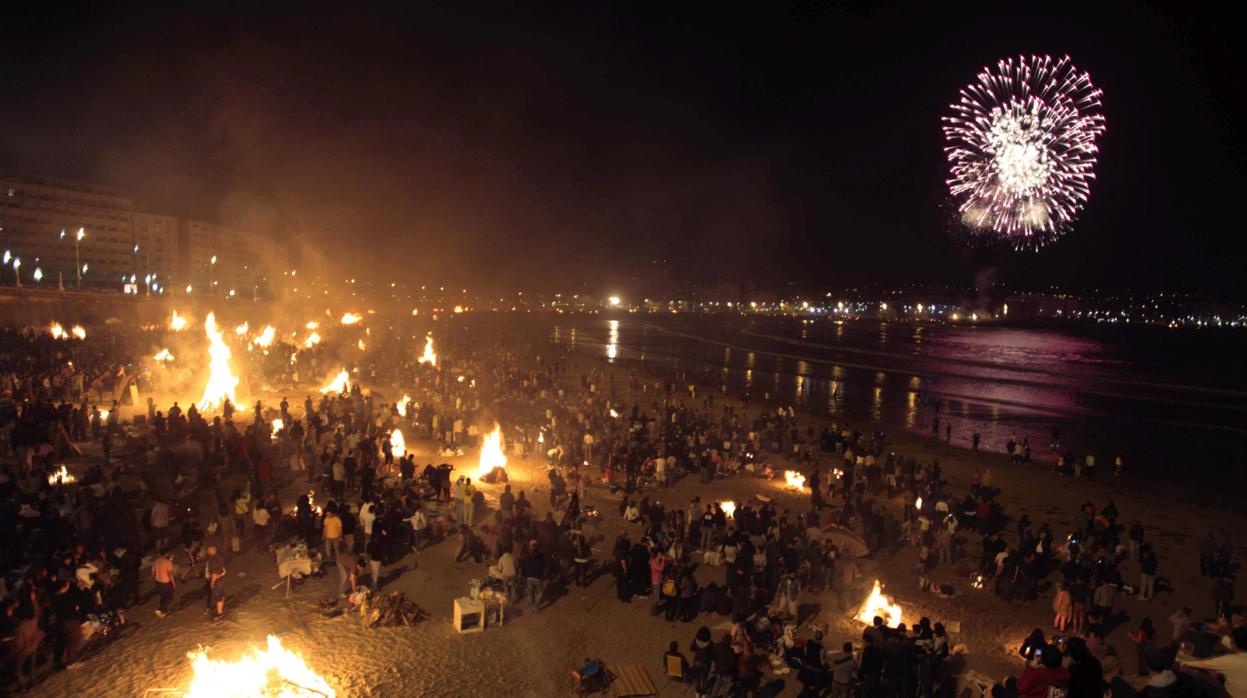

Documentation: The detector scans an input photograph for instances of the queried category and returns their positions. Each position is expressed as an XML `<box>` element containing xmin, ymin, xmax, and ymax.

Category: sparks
<box><xmin>943</xmin><ymin>55</ymin><xmax>1106</xmax><ymax>247</ymax></box>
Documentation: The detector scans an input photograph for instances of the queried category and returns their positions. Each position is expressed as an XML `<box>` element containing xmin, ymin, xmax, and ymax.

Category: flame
<box><xmin>396</xmin><ymin>394</ymin><xmax>410</xmax><ymax>417</ymax></box>
<box><xmin>252</xmin><ymin>325</ymin><xmax>276</xmax><ymax>348</ymax></box>
<box><xmin>340</xmin><ymin>312</ymin><xmax>362</xmax><ymax>325</ymax></box>
<box><xmin>305</xmin><ymin>321</ymin><xmax>319</xmax><ymax>330</ymax></box>
<box><xmin>154</xmin><ymin>348</ymin><xmax>175</xmax><ymax>362</ymax></box>
<box><xmin>477</xmin><ymin>424</ymin><xmax>507</xmax><ymax>478</ymax></box>
<box><xmin>357</xmin><ymin>339</ymin><xmax>366</xmax><ymax>351</ymax></box>
<box><xmin>183</xmin><ymin>634</ymin><xmax>335</xmax><ymax>698</ymax></box>
<box><xmin>99</xmin><ymin>408</ymin><xmax>110</xmax><ymax>421</ymax></box>
<box><xmin>48</xmin><ymin>465</ymin><xmax>76</xmax><ymax>486</ymax></box>
<box><xmin>234</xmin><ymin>322</ymin><xmax>249</xmax><ymax>336</ymax></box>
<box><xmin>170</xmin><ymin>310</ymin><xmax>189</xmax><ymax>331</ymax></box>
<box><xmin>915</xmin><ymin>496</ymin><xmax>923</xmax><ymax>511</ymax></box>
<box><xmin>719</xmin><ymin>501</ymin><xmax>737</xmax><ymax>518</ymax></box>
<box><xmin>197</xmin><ymin>312</ymin><xmax>240</xmax><ymax>412</ymax></box>
<box><xmin>272</xmin><ymin>418</ymin><xmax>284</xmax><ymax>433</ymax></box>
<box><xmin>70</xmin><ymin>325</ymin><xmax>86</xmax><ymax>339</ymax></box>
<box><xmin>303</xmin><ymin>332</ymin><xmax>321</xmax><ymax>348</ymax></box>
<box><xmin>390</xmin><ymin>429</ymin><xmax>406</xmax><ymax>458</ymax></box>
<box><xmin>417</xmin><ymin>334</ymin><xmax>437</xmax><ymax>367</ymax></box>
<box><xmin>856</xmin><ymin>580</ymin><xmax>903</xmax><ymax>627</ymax></box>
<box><xmin>784</xmin><ymin>470</ymin><xmax>807</xmax><ymax>489</ymax></box>
<box><xmin>50</xmin><ymin>322</ymin><xmax>66</xmax><ymax>339</ymax></box>
<box><xmin>319</xmin><ymin>369</ymin><xmax>350</xmax><ymax>394</ymax></box>
<box><xmin>452</xmin><ymin>305</ymin><xmax>464</xmax><ymax>314</ymax></box>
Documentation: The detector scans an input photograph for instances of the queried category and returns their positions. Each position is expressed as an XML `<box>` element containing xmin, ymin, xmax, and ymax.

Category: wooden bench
<box><xmin>612</xmin><ymin>664</ymin><xmax>657</xmax><ymax>697</ymax></box>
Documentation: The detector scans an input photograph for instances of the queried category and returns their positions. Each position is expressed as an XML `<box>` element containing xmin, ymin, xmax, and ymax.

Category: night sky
<box><xmin>2</xmin><ymin>3</ymin><xmax>1243</xmax><ymax>298</ymax></box>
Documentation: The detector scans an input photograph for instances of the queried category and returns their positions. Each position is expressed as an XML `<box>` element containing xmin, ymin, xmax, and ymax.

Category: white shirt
<box><xmin>1182</xmin><ymin>653</ymin><xmax>1247</xmax><ymax>698</ymax></box>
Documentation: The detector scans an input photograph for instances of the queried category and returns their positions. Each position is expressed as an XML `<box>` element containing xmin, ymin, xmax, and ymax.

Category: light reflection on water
<box><xmin>551</xmin><ymin>317</ymin><xmax>1247</xmax><ymax>482</ymax></box>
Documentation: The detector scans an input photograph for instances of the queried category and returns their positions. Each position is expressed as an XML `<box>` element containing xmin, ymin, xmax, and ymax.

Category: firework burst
<box><xmin>943</xmin><ymin>55</ymin><xmax>1106</xmax><ymax>247</ymax></box>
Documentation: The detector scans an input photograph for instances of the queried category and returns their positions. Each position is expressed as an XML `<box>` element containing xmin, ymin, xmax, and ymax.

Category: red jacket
<box><xmin>1018</xmin><ymin>666</ymin><xmax>1070</xmax><ymax>698</ymax></box>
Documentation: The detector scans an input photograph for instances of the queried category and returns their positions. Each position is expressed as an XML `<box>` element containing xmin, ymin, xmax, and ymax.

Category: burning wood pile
<box><xmin>179</xmin><ymin>634</ymin><xmax>335</xmax><ymax>697</ymax></box>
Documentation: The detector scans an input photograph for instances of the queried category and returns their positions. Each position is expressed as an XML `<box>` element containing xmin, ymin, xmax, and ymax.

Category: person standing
<box><xmin>521</xmin><ymin>542</ymin><xmax>547</xmax><ymax>613</ymax></box>
<box><xmin>498</xmin><ymin>549</ymin><xmax>519</xmax><ymax>604</ymax></box>
<box><xmin>151</xmin><ymin>548</ymin><xmax>177</xmax><ymax>618</ymax></box>
<box><xmin>323</xmin><ymin>506</ymin><xmax>343</xmax><ymax>561</ymax></box>
<box><xmin>366</xmin><ymin>534</ymin><xmax>385</xmax><ymax>591</ymax></box>
<box><xmin>1139</xmin><ymin>546</ymin><xmax>1159</xmax><ymax>602</ymax></box>
<box><xmin>204</xmin><ymin>543</ymin><xmax>227</xmax><ymax>621</ymax></box>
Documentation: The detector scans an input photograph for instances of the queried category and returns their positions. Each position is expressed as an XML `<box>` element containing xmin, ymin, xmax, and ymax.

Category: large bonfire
<box><xmin>183</xmin><ymin>634</ymin><xmax>335</xmax><ymax>697</ymax></box>
<box><xmin>856</xmin><ymin>579</ymin><xmax>903</xmax><ymax>627</ymax></box>
<box><xmin>477</xmin><ymin>424</ymin><xmax>507</xmax><ymax>479</ymax></box>
<box><xmin>417</xmin><ymin>334</ymin><xmax>437</xmax><ymax>367</ymax></box>
<box><xmin>197</xmin><ymin>312</ymin><xmax>240</xmax><ymax>411</ymax></box>
<box><xmin>319</xmin><ymin>369</ymin><xmax>351</xmax><ymax>394</ymax></box>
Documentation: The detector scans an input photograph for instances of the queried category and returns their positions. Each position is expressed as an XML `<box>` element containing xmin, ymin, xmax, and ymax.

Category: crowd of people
<box><xmin>0</xmin><ymin>317</ymin><xmax>1241</xmax><ymax>698</ymax></box>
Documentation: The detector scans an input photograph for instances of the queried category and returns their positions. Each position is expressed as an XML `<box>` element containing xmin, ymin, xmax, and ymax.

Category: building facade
<box><xmin>0</xmin><ymin>171</ymin><xmax>282</xmax><ymax>296</ymax></box>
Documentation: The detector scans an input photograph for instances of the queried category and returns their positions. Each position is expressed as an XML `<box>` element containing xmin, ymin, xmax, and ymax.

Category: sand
<box><xmin>25</xmin><ymin>347</ymin><xmax>1247</xmax><ymax>697</ymax></box>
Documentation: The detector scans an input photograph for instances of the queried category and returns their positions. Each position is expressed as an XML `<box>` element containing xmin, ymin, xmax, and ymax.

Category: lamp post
<box><xmin>210</xmin><ymin>255</ymin><xmax>217</xmax><ymax>296</ymax></box>
<box><xmin>12</xmin><ymin>257</ymin><xmax>21</xmax><ymax>287</ymax></box>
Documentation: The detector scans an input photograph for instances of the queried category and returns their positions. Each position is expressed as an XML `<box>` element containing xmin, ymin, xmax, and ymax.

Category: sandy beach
<box><xmin>23</xmin><ymin>342</ymin><xmax>1247</xmax><ymax>698</ymax></box>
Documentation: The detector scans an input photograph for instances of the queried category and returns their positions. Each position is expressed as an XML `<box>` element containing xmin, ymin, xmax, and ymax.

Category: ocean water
<box><xmin>545</xmin><ymin>314</ymin><xmax>1247</xmax><ymax>485</ymax></box>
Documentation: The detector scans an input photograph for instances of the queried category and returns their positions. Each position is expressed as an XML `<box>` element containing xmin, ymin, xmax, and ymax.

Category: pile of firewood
<box><xmin>358</xmin><ymin>591</ymin><xmax>430</xmax><ymax>628</ymax></box>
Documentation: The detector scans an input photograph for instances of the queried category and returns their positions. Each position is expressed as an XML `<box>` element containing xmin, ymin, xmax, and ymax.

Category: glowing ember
<box><xmin>170</xmin><ymin>310</ymin><xmax>189</xmax><ymax>331</ymax></box>
<box><xmin>252</xmin><ymin>325</ymin><xmax>276</xmax><ymax>348</ymax></box>
<box><xmin>340</xmin><ymin>312</ymin><xmax>362</xmax><ymax>325</ymax></box>
<box><xmin>50</xmin><ymin>322</ymin><xmax>66</xmax><ymax>339</ymax></box>
<box><xmin>856</xmin><ymin>579</ymin><xmax>903</xmax><ymax>627</ymax></box>
<box><xmin>303</xmin><ymin>332</ymin><xmax>321</xmax><ymax>348</ymax></box>
<box><xmin>477</xmin><ymin>424</ymin><xmax>507</xmax><ymax>478</ymax></box>
<box><xmin>719</xmin><ymin>501</ymin><xmax>736</xmax><ymax>518</ymax></box>
<box><xmin>319</xmin><ymin>369</ymin><xmax>350</xmax><ymax>394</ymax></box>
<box><xmin>784</xmin><ymin>470</ymin><xmax>807</xmax><ymax>489</ymax></box>
<box><xmin>183</xmin><ymin>634</ymin><xmax>335</xmax><ymax>698</ymax></box>
<box><xmin>234</xmin><ymin>321</ymin><xmax>249</xmax><ymax>336</ymax></box>
<box><xmin>154</xmin><ymin>348</ymin><xmax>175</xmax><ymax>362</ymax></box>
<box><xmin>48</xmin><ymin>465</ymin><xmax>76</xmax><ymax>486</ymax></box>
<box><xmin>390</xmin><ymin>428</ymin><xmax>407</xmax><ymax>458</ymax></box>
<box><xmin>197</xmin><ymin>312</ymin><xmax>240</xmax><ymax>412</ymax></box>
<box><xmin>396</xmin><ymin>394</ymin><xmax>411</xmax><ymax>417</ymax></box>
<box><xmin>70</xmin><ymin>325</ymin><xmax>86</xmax><ymax>339</ymax></box>
<box><xmin>417</xmin><ymin>334</ymin><xmax>437</xmax><ymax>367</ymax></box>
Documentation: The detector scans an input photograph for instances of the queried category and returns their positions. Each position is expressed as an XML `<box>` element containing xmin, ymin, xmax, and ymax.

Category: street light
<box><xmin>12</xmin><ymin>257</ymin><xmax>21</xmax><ymax>287</ymax></box>
<box><xmin>73</xmin><ymin>227</ymin><xmax>85</xmax><ymax>288</ymax></box>
<box><xmin>210</xmin><ymin>255</ymin><xmax>217</xmax><ymax>295</ymax></box>
<box><xmin>33</xmin><ymin>267</ymin><xmax>43</xmax><ymax>283</ymax></box>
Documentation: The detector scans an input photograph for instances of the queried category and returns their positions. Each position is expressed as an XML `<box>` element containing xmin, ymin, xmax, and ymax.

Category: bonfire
<box><xmin>169</xmin><ymin>310</ymin><xmax>189</xmax><ymax>331</ymax></box>
<box><xmin>477</xmin><ymin>424</ymin><xmax>507</xmax><ymax>479</ymax></box>
<box><xmin>48</xmin><ymin>465</ymin><xmax>76</xmax><ymax>486</ymax></box>
<box><xmin>390</xmin><ymin>429</ymin><xmax>407</xmax><ymax>458</ymax></box>
<box><xmin>340</xmin><ymin>312</ymin><xmax>362</xmax><ymax>325</ymax></box>
<box><xmin>197</xmin><ymin>312</ymin><xmax>240</xmax><ymax>412</ymax></box>
<box><xmin>719</xmin><ymin>501</ymin><xmax>736</xmax><ymax>518</ymax></box>
<box><xmin>856</xmin><ymin>579</ymin><xmax>903</xmax><ymax>627</ymax></box>
<box><xmin>50</xmin><ymin>322</ymin><xmax>66</xmax><ymax>339</ymax></box>
<box><xmin>70</xmin><ymin>325</ymin><xmax>86</xmax><ymax>339</ymax></box>
<box><xmin>182</xmin><ymin>634</ymin><xmax>335</xmax><ymax>698</ymax></box>
<box><xmin>252</xmin><ymin>325</ymin><xmax>276</xmax><ymax>348</ymax></box>
<box><xmin>154</xmin><ymin>348</ymin><xmax>175</xmax><ymax>363</ymax></box>
<box><xmin>417</xmin><ymin>334</ymin><xmax>437</xmax><ymax>367</ymax></box>
<box><xmin>784</xmin><ymin>470</ymin><xmax>807</xmax><ymax>490</ymax></box>
<box><xmin>396</xmin><ymin>394</ymin><xmax>411</xmax><ymax>417</ymax></box>
<box><xmin>320</xmin><ymin>369</ymin><xmax>350</xmax><ymax>394</ymax></box>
